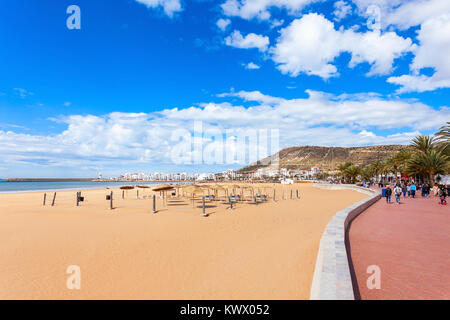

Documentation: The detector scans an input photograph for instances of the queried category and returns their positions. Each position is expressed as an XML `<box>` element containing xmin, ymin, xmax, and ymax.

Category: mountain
<box><xmin>240</xmin><ymin>145</ymin><xmax>408</xmax><ymax>172</ymax></box>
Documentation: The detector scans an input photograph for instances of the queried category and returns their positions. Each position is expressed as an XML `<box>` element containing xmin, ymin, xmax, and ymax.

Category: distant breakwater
<box><xmin>4</xmin><ymin>178</ymin><xmax>96</xmax><ymax>182</ymax></box>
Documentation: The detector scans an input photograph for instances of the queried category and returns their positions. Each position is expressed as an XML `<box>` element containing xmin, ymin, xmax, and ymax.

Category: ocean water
<box><xmin>0</xmin><ymin>180</ymin><xmax>182</xmax><ymax>193</ymax></box>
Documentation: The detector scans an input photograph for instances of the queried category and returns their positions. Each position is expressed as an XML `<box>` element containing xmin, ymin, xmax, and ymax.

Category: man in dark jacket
<box><xmin>385</xmin><ymin>186</ymin><xmax>392</xmax><ymax>203</ymax></box>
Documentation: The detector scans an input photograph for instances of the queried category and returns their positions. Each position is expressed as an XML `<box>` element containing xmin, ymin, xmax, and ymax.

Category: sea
<box><xmin>0</xmin><ymin>180</ymin><xmax>185</xmax><ymax>193</ymax></box>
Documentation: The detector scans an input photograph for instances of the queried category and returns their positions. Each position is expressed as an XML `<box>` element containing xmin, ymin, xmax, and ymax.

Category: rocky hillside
<box><xmin>240</xmin><ymin>145</ymin><xmax>408</xmax><ymax>172</ymax></box>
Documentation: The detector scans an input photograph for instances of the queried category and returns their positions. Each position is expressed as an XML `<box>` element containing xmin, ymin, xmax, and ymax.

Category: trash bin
<box><xmin>382</xmin><ymin>188</ymin><xmax>386</xmax><ymax>197</ymax></box>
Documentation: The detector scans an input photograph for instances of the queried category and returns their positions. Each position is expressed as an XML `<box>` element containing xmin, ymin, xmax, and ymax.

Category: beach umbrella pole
<box><xmin>202</xmin><ymin>196</ymin><xmax>206</xmax><ymax>216</ymax></box>
<box><xmin>51</xmin><ymin>192</ymin><xmax>56</xmax><ymax>207</ymax></box>
<box><xmin>152</xmin><ymin>195</ymin><xmax>156</xmax><ymax>213</ymax></box>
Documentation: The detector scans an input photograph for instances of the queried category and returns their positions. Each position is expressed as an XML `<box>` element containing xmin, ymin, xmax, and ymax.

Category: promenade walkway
<box><xmin>349</xmin><ymin>189</ymin><xmax>450</xmax><ymax>299</ymax></box>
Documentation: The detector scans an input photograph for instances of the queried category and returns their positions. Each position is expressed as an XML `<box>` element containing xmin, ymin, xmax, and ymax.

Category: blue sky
<box><xmin>0</xmin><ymin>0</ymin><xmax>449</xmax><ymax>177</ymax></box>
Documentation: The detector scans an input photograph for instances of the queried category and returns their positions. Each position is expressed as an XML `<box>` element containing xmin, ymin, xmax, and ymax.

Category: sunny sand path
<box><xmin>0</xmin><ymin>184</ymin><xmax>367</xmax><ymax>299</ymax></box>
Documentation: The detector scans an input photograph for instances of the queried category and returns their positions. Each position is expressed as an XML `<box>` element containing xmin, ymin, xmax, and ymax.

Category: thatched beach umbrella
<box><xmin>137</xmin><ymin>185</ymin><xmax>150</xmax><ymax>198</ymax></box>
<box><xmin>183</xmin><ymin>185</ymin><xmax>205</xmax><ymax>207</ymax></box>
<box><xmin>211</xmin><ymin>184</ymin><xmax>226</xmax><ymax>199</ymax></box>
<box><xmin>152</xmin><ymin>184</ymin><xmax>175</xmax><ymax>205</ymax></box>
<box><xmin>120</xmin><ymin>186</ymin><xmax>134</xmax><ymax>190</ymax></box>
<box><xmin>120</xmin><ymin>186</ymin><xmax>135</xmax><ymax>199</ymax></box>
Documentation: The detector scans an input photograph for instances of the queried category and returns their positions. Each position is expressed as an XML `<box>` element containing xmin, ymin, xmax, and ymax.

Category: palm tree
<box><xmin>369</xmin><ymin>160</ymin><xmax>383</xmax><ymax>182</ymax></box>
<box><xmin>393</xmin><ymin>148</ymin><xmax>412</xmax><ymax>176</ymax></box>
<box><xmin>360</xmin><ymin>166</ymin><xmax>373</xmax><ymax>182</ymax></box>
<box><xmin>337</xmin><ymin>161</ymin><xmax>353</xmax><ymax>183</ymax></box>
<box><xmin>410</xmin><ymin>135</ymin><xmax>436</xmax><ymax>154</ymax></box>
<box><xmin>345</xmin><ymin>165</ymin><xmax>361</xmax><ymax>184</ymax></box>
<box><xmin>435</xmin><ymin>122</ymin><xmax>450</xmax><ymax>155</ymax></box>
<box><xmin>406</xmin><ymin>150</ymin><xmax>449</xmax><ymax>184</ymax></box>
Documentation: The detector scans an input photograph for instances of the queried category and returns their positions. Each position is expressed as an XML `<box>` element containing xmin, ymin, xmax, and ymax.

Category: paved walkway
<box><xmin>349</xmin><ymin>189</ymin><xmax>450</xmax><ymax>299</ymax></box>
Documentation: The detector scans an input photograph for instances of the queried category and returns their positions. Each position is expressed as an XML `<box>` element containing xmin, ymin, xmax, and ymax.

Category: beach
<box><xmin>0</xmin><ymin>183</ymin><xmax>367</xmax><ymax>299</ymax></box>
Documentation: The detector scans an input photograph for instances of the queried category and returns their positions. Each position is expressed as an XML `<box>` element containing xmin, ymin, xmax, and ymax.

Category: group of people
<box><xmin>383</xmin><ymin>181</ymin><xmax>448</xmax><ymax>205</ymax></box>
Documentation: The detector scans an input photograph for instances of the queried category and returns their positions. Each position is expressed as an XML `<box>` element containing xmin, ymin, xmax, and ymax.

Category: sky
<box><xmin>0</xmin><ymin>0</ymin><xmax>449</xmax><ymax>177</ymax></box>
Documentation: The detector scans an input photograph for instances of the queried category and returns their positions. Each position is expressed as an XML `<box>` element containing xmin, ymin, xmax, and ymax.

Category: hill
<box><xmin>240</xmin><ymin>145</ymin><xmax>408</xmax><ymax>172</ymax></box>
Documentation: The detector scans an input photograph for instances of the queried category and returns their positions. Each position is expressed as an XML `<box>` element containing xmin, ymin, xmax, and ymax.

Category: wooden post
<box><xmin>76</xmin><ymin>192</ymin><xmax>80</xmax><ymax>206</ymax></box>
<box><xmin>122</xmin><ymin>190</ymin><xmax>124</xmax><ymax>199</ymax></box>
<box><xmin>290</xmin><ymin>190</ymin><xmax>293</xmax><ymax>199</ymax></box>
<box><xmin>273</xmin><ymin>189</ymin><xmax>276</xmax><ymax>201</ymax></box>
<box><xmin>202</xmin><ymin>196</ymin><xmax>207</xmax><ymax>216</ymax></box>
<box><xmin>137</xmin><ymin>189</ymin><xmax>139</xmax><ymax>200</ymax></box>
<box><xmin>296</xmin><ymin>190</ymin><xmax>299</xmax><ymax>199</ymax></box>
<box><xmin>109</xmin><ymin>191</ymin><xmax>113</xmax><ymax>210</ymax></box>
<box><xmin>51</xmin><ymin>192</ymin><xmax>56</xmax><ymax>206</ymax></box>
<box><xmin>152</xmin><ymin>194</ymin><xmax>156</xmax><ymax>213</ymax></box>
<box><xmin>43</xmin><ymin>193</ymin><xmax>46</xmax><ymax>206</ymax></box>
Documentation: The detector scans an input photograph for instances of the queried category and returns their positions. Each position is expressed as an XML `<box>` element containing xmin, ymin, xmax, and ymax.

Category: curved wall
<box><xmin>309</xmin><ymin>184</ymin><xmax>380</xmax><ymax>300</ymax></box>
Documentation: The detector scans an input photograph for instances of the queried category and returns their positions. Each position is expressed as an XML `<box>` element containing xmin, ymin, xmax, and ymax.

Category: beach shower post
<box><xmin>202</xmin><ymin>196</ymin><xmax>207</xmax><ymax>216</ymax></box>
<box><xmin>109</xmin><ymin>191</ymin><xmax>113</xmax><ymax>210</ymax></box>
<box><xmin>152</xmin><ymin>194</ymin><xmax>156</xmax><ymax>213</ymax></box>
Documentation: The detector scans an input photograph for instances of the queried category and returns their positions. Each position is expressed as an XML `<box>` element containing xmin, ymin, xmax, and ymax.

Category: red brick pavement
<box><xmin>349</xmin><ymin>189</ymin><xmax>450</xmax><ymax>299</ymax></box>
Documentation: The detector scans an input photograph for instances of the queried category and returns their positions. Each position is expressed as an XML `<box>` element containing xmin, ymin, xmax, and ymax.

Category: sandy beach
<box><xmin>0</xmin><ymin>183</ymin><xmax>367</xmax><ymax>299</ymax></box>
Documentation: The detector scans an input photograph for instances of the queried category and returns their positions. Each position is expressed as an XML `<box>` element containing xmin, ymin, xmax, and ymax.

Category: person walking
<box><xmin>424</xmin><ymin>183</ymin><xmax>430</xmax><ymax>198</ymax></box>
<box><xmin>385</xmin><ymin>185</ymin><xmax>392</xmax><ymax>203</ymax></box>
<box><xmin>439</xmin><ymin>187</ymin><xmax>447</xmax><ymax>205</ymax></box>
<box><xmin>407</xmin><ymin>184</ymin><xmax>411</xmax><ymax>197</ymax></box>
<box><xmin>394</xmin><ymin>185</ymin><xmax>402</xmax><ymax>204</ymax></box>
<box><xmin>410</xmin><ymin>183</ymin><xmax>416</xmax><ymax>198</ymax></box>
<box><xmin>402</xmin><ymin>184</ymin><xmax>407</xmax><ymax>197</ymax></box>
<box><xmin>432</xmin><ymin>184</ymin><xmax>439</xmax><ymax>198</ymax></box>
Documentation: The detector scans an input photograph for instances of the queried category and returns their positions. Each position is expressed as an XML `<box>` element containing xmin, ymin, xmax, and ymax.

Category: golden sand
<box><xmin>0</xmin><ymin>183</ymin><xmax>367</xmax><ymax>299</ymax></box>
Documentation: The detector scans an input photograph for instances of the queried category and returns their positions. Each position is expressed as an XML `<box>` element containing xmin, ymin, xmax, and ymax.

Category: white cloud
<box><xmin>243</xmin><ymin>62</ymin><xmax>260</xmax><ymax>69</ymax></box>
<box><xmin>1</xmin><ymin>89</ymin><xmax>447</xmax><ymax>171</ymax></box>
<box><xmin>333</xmin><ymin>0</ymin><xmax>352</xmax><ymax>21</ymax></box>
<box><xmin>221</xmin><ymin>0</ymin><xmax>318</xmax><ymax>20</ymax></box>
<box><xmin>135</xmin><ymin>0</ymin><xmax>182</xmax><ymax>17</ymax></box>
<box><xmin>388</xmin><ymin>13</ymin><xmax>450</xmax><ymax>92</ymax></box>
<box><xmin>13</xmin><ymin>88</ymin><xmax>33</xmax><ymax>99</ymax></box>
<box><xmin>351</xmin><ymin>0</ymin><xmax>450</xmax><ymax>30</ymax></box>
<box><xmin>271</xmin><ymin>13</ymin><xmax>413</xmax><ymax>79</ymax></box>
<box><xmin>225</xmin><ymin>30</ymin><xmax>269</xmax><ymax>52</ymax></box>
<box><xmin>63</xmin><ymin>102</ymin><xmax>71</xmax><ymax>107</ymax></box>
<box><xmin>217</xmin><ymin>18</ymin><xmax>231</xmax><ymax>31</ymax></box>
